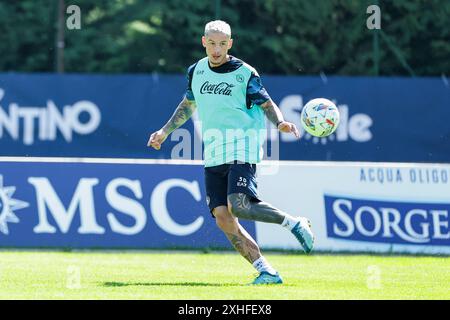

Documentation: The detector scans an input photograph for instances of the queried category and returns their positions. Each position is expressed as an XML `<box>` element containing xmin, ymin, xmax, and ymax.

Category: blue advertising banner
<box><xmin>0</xmin><ymin>159</ymin><xmax>253</xmax><ymax>248</ymax></box>
<box><xmin>324</xmin><ymin>194</ymin><xmax>450</xmax><ymax>246</ymax></box>
<box><xmin>0</xmin><ymin>73</ymin><xmax>449</xmax><ymax>162</ymax></box>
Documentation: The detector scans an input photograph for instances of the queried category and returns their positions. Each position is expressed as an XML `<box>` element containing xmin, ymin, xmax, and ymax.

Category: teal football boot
<box><xmin>251</xmin><ymin>271</ymin><xmax>283</xmax><ymax>285</ymax></box>
<box><xmin>291</xmin><ymin>217</ymin><xmax>314</xmax><ymax>253</ymax></box>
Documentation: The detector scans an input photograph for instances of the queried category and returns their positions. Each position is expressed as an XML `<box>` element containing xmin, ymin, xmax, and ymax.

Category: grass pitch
<box><xmin>0</xmin><ymin>250</ymin><xmax>448</xmax><ymax>300</ymax></box>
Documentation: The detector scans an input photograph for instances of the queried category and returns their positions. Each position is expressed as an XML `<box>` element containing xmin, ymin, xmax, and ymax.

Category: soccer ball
<box><xmin>300</xmin><ymin>98</ymin><xmax>340</xmax><ymax>137</ymax></box>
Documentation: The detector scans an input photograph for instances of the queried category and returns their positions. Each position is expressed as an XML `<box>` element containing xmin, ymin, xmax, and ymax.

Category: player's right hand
<box><xmin>278</xmin><ymin>121</ymin><xmax>300</xmax><ymax>139</ymax></box>
<box><xmin>147</xmin><ymin>129</ymin><xmax>167</xmax><ymax>150</ymax></box>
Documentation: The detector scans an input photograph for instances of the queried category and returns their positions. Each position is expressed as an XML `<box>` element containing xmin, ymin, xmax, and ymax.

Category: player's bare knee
<box><xmin>215</xmin><ymin>216</ymin><xmax>229</xmax><ymax>231</ymax></box>
<box><xmin>214</xmin><ymin>207</ymin><xmax>236</xmax><ymax>231</ymax></box>
<box><xmin>217</xmin><ymin>217</ymin><xmax>238</xmax><ymax>233</ymax></box>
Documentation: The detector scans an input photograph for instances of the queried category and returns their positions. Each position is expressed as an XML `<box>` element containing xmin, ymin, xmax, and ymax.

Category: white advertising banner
<box><xmin>256</xmin><ymin>161</ymin><xmax>450</xmax><ymax>254</ymax></box>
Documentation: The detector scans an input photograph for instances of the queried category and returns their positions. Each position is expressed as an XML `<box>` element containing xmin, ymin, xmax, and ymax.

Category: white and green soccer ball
<box><xmin>300</xmin><ymin>98</ymin><xmax>340</xmax><ymax>137</ymax></box>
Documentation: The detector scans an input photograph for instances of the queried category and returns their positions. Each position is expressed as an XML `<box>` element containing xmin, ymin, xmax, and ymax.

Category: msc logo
<box><xmin>0</xmin><ymin>175</ymin><xmax>29</xmax><ymax>235</ymax></box>
<box><xmin>0</xmin><ymin>174</ymin><xmax>204</xmax><ymax>237</ymax></box>
<box><xmin>324</xmin><ymin>195</ymin><xmax>450</xmax><ymax>245</ymax></box>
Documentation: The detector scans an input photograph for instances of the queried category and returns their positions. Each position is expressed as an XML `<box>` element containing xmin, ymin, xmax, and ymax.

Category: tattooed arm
<box><xmin>147</xmin><ymin>97</ymin><xmax>196</xmax><ymax>150</ymax></box>
<box><xmin>260</xmin><ymin>99</ymin><xmax>300</xmax><ymax>138</ymax></box>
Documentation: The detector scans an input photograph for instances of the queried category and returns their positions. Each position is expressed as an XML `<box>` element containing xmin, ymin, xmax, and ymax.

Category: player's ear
<box><xmin>202</xmin><ymin>36</ymin><xmax>207</xmax><ymax>48</ymax></box>
<box><xmin>228</xmin><ymin>38</ymin><xmax>233</xmax><ymax>49</ymax></box>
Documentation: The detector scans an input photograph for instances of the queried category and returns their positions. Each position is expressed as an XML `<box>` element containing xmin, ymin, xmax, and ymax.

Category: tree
<box><xmin>0</xmin><ymin>0</ymin><xmax>448</xmax><ymax>76</ymax></box>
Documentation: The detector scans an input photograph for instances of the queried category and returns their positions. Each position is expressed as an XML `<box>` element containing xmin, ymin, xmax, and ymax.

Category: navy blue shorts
<box><xmin>204</xmin><ymin>162</ymin><xmax>260</xmax><ymax>214</ymax></box>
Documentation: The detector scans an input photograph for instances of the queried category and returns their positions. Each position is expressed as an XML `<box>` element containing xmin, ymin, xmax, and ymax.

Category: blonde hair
<box><xmin>204</xmin><ymin>20</ymin><xmax>231</xmax><ymax>37</ymax></box>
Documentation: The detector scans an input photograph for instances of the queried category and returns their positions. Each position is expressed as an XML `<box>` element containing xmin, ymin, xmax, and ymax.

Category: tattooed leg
<box><xmin>224</xmin><ymin>225</ymin><xmax>262</xmax><ymax>264</ymax></box>
<box><xmin>213</xmin><ymin>206</ymin><xmax>262</xmax><ymax>264</ymax></box>
<box><xmin>227</xmin><ymin>193</ymin><xmax>287</xmax><ymax>224</ymax></box>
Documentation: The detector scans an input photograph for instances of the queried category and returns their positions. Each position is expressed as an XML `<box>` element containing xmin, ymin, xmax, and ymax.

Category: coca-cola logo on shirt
<box><xmin>200</xmin><ymin>81</ymin><xmax>234</xmax><ymax>96</ymax></box>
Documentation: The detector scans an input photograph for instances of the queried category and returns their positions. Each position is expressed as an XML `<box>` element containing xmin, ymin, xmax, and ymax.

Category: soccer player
<box><xmin>148</xmin><ymin>20</ymin><xmax>314</xmax><ymax>285</ymax></box>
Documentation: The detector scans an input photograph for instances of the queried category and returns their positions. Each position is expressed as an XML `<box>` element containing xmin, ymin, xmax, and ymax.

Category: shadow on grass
<box><xmin>102</xmin><ymin>281</ymin><xmax>245</xmax><ymax>287</ymax></box>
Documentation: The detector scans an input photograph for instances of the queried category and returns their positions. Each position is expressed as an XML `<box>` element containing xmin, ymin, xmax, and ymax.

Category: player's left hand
<box><xmin>277</xmin><ymin>121</ymin><xmax>300</xmax><ymax>139</ymax></box>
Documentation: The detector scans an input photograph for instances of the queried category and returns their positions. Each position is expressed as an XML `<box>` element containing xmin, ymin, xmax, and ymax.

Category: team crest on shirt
<box><xmin>236</xmin><ymin>74</ymin><xmax>244</xmax><ymax>83</ymax></box>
